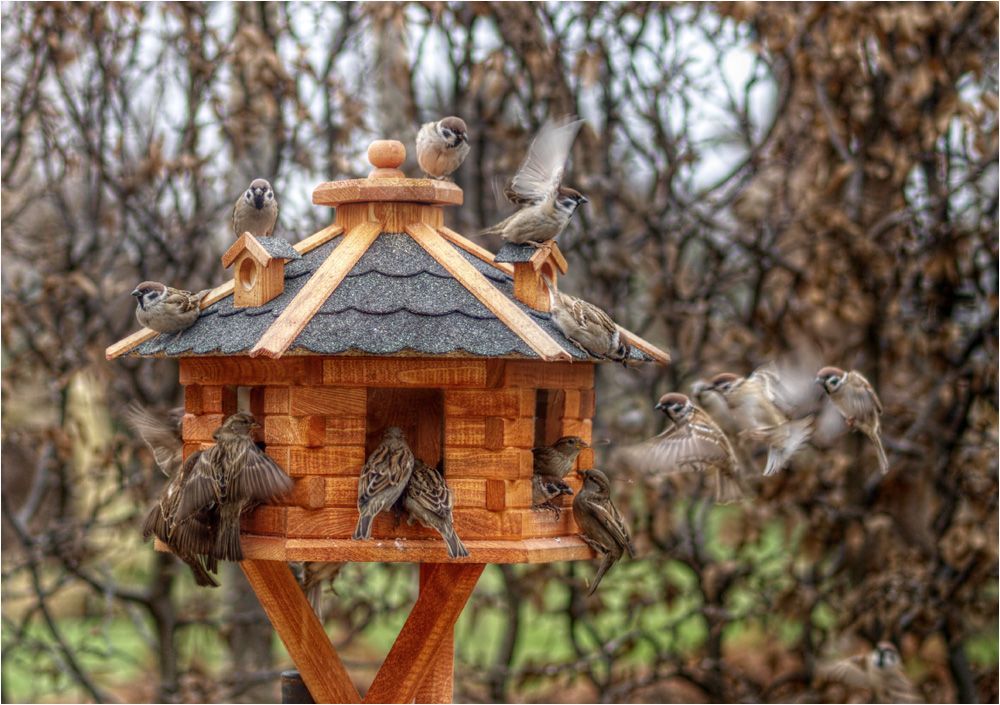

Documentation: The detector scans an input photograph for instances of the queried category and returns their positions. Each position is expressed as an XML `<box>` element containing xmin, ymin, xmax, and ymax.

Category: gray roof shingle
<box><xmin>126</xmin><ymin>231</ymin><xmax>653</xmax><ymax>363</ymax></box>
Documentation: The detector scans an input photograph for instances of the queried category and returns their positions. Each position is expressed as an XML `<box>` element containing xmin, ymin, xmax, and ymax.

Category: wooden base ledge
<box><xmin>154</xmin><ymin>535</ymin><xmax>596</xmax><ymax>564</ymax></box>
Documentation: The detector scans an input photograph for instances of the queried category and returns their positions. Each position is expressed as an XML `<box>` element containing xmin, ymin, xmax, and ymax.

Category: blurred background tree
<box><xmin>2</xmin><ymin>2</ymin><xmax>997</xmax><ymax>702</ymax></box>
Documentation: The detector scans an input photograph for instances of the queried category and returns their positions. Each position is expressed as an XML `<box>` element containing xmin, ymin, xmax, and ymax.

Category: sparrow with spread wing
<box><xmin>479</xmin><ymin>118</ymin><xmax>587</xmax><ymax>246</ymax></box>
<box><xmin>818</xmin><ymin>641</ymin><xmax>923</xmax><ymax>703</ymax></box>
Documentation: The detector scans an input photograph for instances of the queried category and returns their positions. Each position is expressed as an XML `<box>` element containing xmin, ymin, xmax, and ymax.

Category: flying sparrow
<box><xmin>299</xmin><ymin>561</ymin><xmax>346</xmax><ymax>621</ymax></box>
<box><xmin>708</xmin><ymin>371</ymin><xmax>813</xmax><ymax>476</ymax></box>
<box><xmin>479</xmin><ymin>118</ymin><xmax>587</xmax><ymax>246</ymax></box>
<box><xmin>531</xmin><ymin>473</ymin><xmax>575</xmax><ymax>521</ymax></box>
<box><xmin>132</xmin><ymin>281</ymin><xmax>210</xmax><ymax>338</ymax></box>
<box><xmin>393</xmin><ymin>459</ymin><xmax>468</xmax><ymax>559</ymax></box>
<box><xmin>573</xmin><ymin>468</ymin><xmax>635</xmax><ymax>597</ymax></box>
<box><xmin>818</xmin><ymin>641</ymin><xmax>923</xmax><ymax>703</ymax></box>
<box><xmin>232</xmin><ymin>178</ymin><xmax>278</xmax><ymax>238</ymax></box>
<box><xmin>176</xmin><ymin>413</ymin><xmax>294</xmax><ymax>562</ymax></box>
<box><xmin>691</xmin><ymin>380</ymin><xmax>757</xmax><ymax>474</ymax></box>
<box><xmin>142</xmin><ymin>448</ymin><xmax>219</xmax><ymax>588</ymax></box>
<box><xmin>532</xmin><ymin>436</ymin><xmax>590</xmax><ymax>478</ymax></box>
<box><xmin>124</xmin><ymin>402</ymin><xmax>185</xmax><ymax>476</ymax></box>
<box><xmin>816</xmin><ymin>366</ymin><xmax>889</xmax><ymax>474</ymax></box>
<box><xmin>416</xmin><ymin>116</ymin><xmax>470</xmax><ymax>179</ymax></box>
<box><xmin>352</xmin><ymin>426</ymin><xmax>415</xmax><ymax>541</ymax></box>
<box><xmin>542</xmin><ymin>274</ymin><xmax>632</xmax><ymax>365</ymax></box>
<box><xmin>622</xmin><ymin>392</ymin><xmax>746</xmax><ymax>504</ymax></box>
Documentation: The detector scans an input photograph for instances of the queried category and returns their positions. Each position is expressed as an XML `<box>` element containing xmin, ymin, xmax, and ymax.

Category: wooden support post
<box><xmin>415</xmin><ymin>564</ymin><xmax>456</xmax><ymax>703</ymax></box>
<box><xmin>363</xmin><ymin>563</ymin><xmax>485</xmax><ymax>703</ymax></box>
<box><xmin>241</xmin><ymin>559</ymin><xmax>361</xmax><ymax>704</ymax></box>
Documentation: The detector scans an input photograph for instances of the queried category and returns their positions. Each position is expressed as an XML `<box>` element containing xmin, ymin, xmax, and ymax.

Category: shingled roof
<box><xmin>106</xmin><ymin>140</ymin><xmax>669</xmax><ymax>365</ymax></box>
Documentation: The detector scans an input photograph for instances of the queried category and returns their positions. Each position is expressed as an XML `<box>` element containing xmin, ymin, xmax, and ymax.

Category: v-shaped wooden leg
<box><xmin>241</xmin><ymin>559</ymin><xmax>361</xmax><ymax>703</ymax></box>
<box><xmin>363</xmin><ymin>563</ymin><xmax>485</xmax><ymax>703</ymax></box>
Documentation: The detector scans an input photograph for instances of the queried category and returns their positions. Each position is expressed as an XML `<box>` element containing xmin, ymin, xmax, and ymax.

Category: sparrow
<box><xmin>542</xmin><ymin>274</ymin><xmax>632</xmax><ymax>365</ymax></box>
<box><xmin>479</xmin><ymin>118</ymin><xmax>587</xmax><ymax>246</ymax></box>
<box><xmin>416</xmin><ymin>116</ymin><xmax>470</xmax><ymax>179</ymax></box>
<box><xmin>622</xmin><ymin>393</ymin><xmax>746</xmax><ymax>504</ymax></box>
<box><xmin>573</xmin><ymin>468</ymin><xmax>635</xmax><ymax>597</ymax></box>
<box><xmin>124</xmin><ymin>402</ymin><xmax>185</xmax><ymax>476</ymax></box>
<box><xmin>531</xmin><ymin>473</ymin><xmax>574</xmax><ymax>521</ymax></box>
<box><xmin>299</xmin><ymin>561</ymin><xmax>346</xmax><ymax>621</ymax></box>
<box><xmin>176</xmin><ymin>413</ymin><xmax>294</xmax><ymax>562</ymax></box>
<box><xmin>352</xmin><ymin>426</ymin><xmax>415</xmax><ymax>541</ymax></box>
<box><xmin>142</xmin><ymin>448</ymin><xmax>219</xmax><ymax>588</ymax></box>
<box><xmin>816</xmin><ymin>366</ymin><xmax>889</xmax><ymax>474</ymax></box>
<box><xmin>393</xmin><ymin>459</ymin><xmax>468</xmax><ymax>559</ymax></box>
<box><xmin>691</xmin><ymin>380</ymin><xmax>757</xmax><ymax>474</ymax></box>
<box><xmin>532</xmin><ymin>435</ymin><xmax>590</xmax><ymax>478</ymax></box>
<box><xmin>131</xmin><ymin>282</ymin><xmax>210</xmax><ymax>337</ymax></box>
<box><xmin>818</xmin><ymin>641</ymin><xmax>923</xmax><ymax>703</ymax></box>
<box><xmin>232</xmin><ymin>178</ymin><xmax>278</xmax><ymax>238</ymax></box>
<box><xmin>708</xmin><ymin>371</ymin><xmax>813</xmax><ymax>476</ymax></box>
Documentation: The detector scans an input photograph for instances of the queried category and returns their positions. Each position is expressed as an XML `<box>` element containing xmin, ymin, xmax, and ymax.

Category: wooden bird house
<box><xmin>107</xmin><ymin>139</ymin><xmax>669</xmax><ymax>703</ymax></box>
<box><xmin>222</xmin><ymin>232</ymin><xmax>302</xmax><ymax>307</ymax></box>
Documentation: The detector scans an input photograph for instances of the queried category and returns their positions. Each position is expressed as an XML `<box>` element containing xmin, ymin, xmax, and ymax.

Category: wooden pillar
<box><xmin>414</xmin><ymin>563</ymin><xmax>455</xmax><ymax>703</ymax></box>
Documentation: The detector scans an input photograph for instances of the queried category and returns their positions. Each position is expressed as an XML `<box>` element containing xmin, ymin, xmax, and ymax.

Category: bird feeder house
<box><xmin>107</xmin><ymin>140</ymin><xmax>669</xmax><ymax>703</ymax></box>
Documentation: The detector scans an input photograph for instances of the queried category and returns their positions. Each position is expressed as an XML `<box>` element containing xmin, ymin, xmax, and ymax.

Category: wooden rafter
<box><xmin>437</xmin><ymin>226</ymin><xmax>514</xmax><ymax>276</ymax></box>
<box><xmin>250</xmin><ymin>221</ymin><xmax>383</xmax><ymax>358</ymax></box>
<box><xmin>617</xmin><ymin>325</ymin><xmax>671</xmax><ymax>365</ymax></box>
<box><xmin>405</xmin><ymin>223</ymin><xmax>572</xmax><ymax>362</ymax></box>
<box><xmin>105</xmin><ymin>223</ymin><xmax>345</xmax><ymax>360</ymax></box>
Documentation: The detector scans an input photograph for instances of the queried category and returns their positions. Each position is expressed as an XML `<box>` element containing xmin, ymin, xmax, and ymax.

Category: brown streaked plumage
<box><xmin>132</xmin><ymin>281</ymin><xmax>210</xmax><ymax>337</ymax></box>
<box><xmin>816</xmin><ymin>366</ymin><xmax>889</xmax><ymax>474</ymax></box>
<box><xmin>479</xmin><ymin>118</ymin><xmax>587</xmax><ymax>246</ymax></box>
<box><xmin>573</xmin><ymin>468</ymin><xmax>635</xmax><ymax>597</ymax></box>
<box><xmin>532</xmin><ymin>435</ymin><xmax>590</xmax><ymax>478</ymax></box>
<box><xmin>394</xmin><ymin>459</ymin><xmax>468</xmax><ymax>559</ymax></box>
<box><xmin>531</xmin><ymin>473</ymin><xmax>574</xmax><ymax>521</ymax></box>
<box><xmin>543</xmin><ymin>274</ymin><xmax>631</xmax><ymax>366</ymax></box>
<box><xmin>353</xmin><ymin>426</ymin><xmax>415</xmax><ymax>541</ymax></box>
<box><xmin>142</xmin><ymin>448</ymin><xmax>219</xmax><ymax>588</ymax></box>
<box><xmin>623</xmin><ymin>392</ymin><xmax>747</xmax><ymax>504</ymax></box>
<box><xmin>176</xmin><ymin>413</ymin><xmax>294</xmax><ymax>562</ymax></box>
<box><xmin>819</xmin><ymin>641</ymin><xmax>923</xmax><ymax>703</ymax></box>
<box><xmin>124</xmin><ymin>402</ymin><xmax>185</xmax><ymax>477</ymax></box>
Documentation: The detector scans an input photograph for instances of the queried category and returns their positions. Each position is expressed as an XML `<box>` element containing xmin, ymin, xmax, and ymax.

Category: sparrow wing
<box><xmin>231</xmin><ymin>446</ymin><xmax>294</xmax><ymax>503</ymax></box>
<box><xmin>175</xmin><ymin>449</ymin><xmax>221</xmax><ymax>521</ymax></box>
<box><xmin>590</xmin><ymin>497</ymin><xmax>635</xmax><ymax>558</ymax></box>
<box><xmin>628</xmin><ymin>413</ymin><xmax>737</xmax><ymax>476</ymax></box>
<box><xmin>163</xmin><ymin>288</ymin><xmax>202</xmax><ymax>314</ymax></box>
<box><xmin>817</xmin><ymin>655</ymin><xmax>871</xmax><ymax>689</ymax></box>
<box><xmin>846</xmin><ymin>372</ymin><xmax>883</xmax><ymax>417</ymax></box>
<box><xmin>124</xmin><ymin>402</ymin><xmax>184</xmax><ymax>476</ymax></box>
<box><xmin>406</xmin><ymin>461</ymin><xmax>454</xmax><ymax>519</ymax></box>
<box><xmin>359</xmin><ymin>443</ymin><xmax>414</xmax><ymax>500</ymax></box>
<box><xmin>506</xmin><ymin>118</ymin><xmax>584</xmax><ymax>204</ymax></box>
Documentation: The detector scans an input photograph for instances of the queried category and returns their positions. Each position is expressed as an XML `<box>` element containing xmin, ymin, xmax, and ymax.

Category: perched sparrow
<box><xmin>818</xmin><ymin>642</ymin><xmax>923</xmax><ymax>703</ymax></box>
<box><xmin>622</xmin><ymin>393</ymin><xmax>746</xmax><ymax>504</ymax></box>
<box><xmin>708</xmin><ymin>371</ymin><xmax>813</xmax><ymax>476</ymax></box>
<box><xmin>132</xmin><ymin>281</ymin><xmax>210</xmax><ymax>337</ymax></box>
<box><xmin>352</xmin><ymin>426</ymin><xmax>415</xmax><ymax>541</ymax></box>
<box><xmin>816</xmin><ymin>366</ymin><xmax>889</xmax><ymax>474</ymax></box>
<box><xmin>479</xmin><ymin>118</ymin><xmax>587</xmax><ymax>246</ymax></box>
<box><xmin>573</xmin><ymin>468</ymin><xmax>635</xmax><ymax>597</ymax></box>
<box><xmin>177</xmin><ymin>413</ymin><xmax>294</xmax><ymax>562</ymax></box>
<box><xmin>232</xmin><ymin>178</ymin><xmax>278</xmax><ymax>238</ymax></box>
<box><xmin>142</xmin><ymin>449</ymin><xmax>219</xmax><ymax>588</ymax></box>
<box><xmin>531</xmin><ymin>473</ymin><xmax>574</xmax><ymax>521</ymax></box>
<box><xmin>394</xmin><ymin>459</ymin><xmax>468</xmax><ymax>559</ymax></box>
<box><xmin>532</xmin><ymin>436</ymin><xmax>590</xmax><ymax>478</ymax></box>
<box><xmin>124</xmin><ymin>402</ymin><xmax>185</xmax><ymax>476</ymax></box>
<box><xmin>543</xmin><ymin>274</ymin><xmax>631</xmax><ymax>365</ymax></box>
<box><xmin>299</xmin><ymin>561</ymin><xmax>346</xmax><ymax>621</ymax></box>
<box><xmin>416</xmin><ymin>116</ymin><xmax>470</xmax><ymax>179</ymax></box>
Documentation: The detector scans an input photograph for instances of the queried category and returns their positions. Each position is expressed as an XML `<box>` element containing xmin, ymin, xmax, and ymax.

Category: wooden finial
<box><xmin>368</xmin><ymin>140</ymin><xmax>406</xmax><ymax>179</ymax></box>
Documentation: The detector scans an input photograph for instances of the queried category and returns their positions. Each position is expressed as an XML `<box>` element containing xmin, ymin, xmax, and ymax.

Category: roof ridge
<box><xmin>105</xmin><ymin>223</ymin><xmax>344</xmax><ymax>360</ymax></box>
<box><xmin>404</xmin><ymin>222</ymin><xmax>572</xmax><ymax>362</ymax></box>
<box><xmin>250</xmin><ymin>221</ymin><xmax>383</xmax><ymax>358</ymax></box>
<box><xmin>437</xmin><ymin>226</ymin><xmax>514</xmax><ymax>276</ymax></box>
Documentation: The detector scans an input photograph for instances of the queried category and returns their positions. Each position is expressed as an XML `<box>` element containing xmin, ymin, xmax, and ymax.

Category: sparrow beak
<box><xmin>580</xmin><ymin>196</ymin><xmax>589</xmax><ymax>204</ymax></box>
<box><xmin>654</xmin><ymin>402</ymin><xmax>665</xmax><ymax>411</ymax></box>
<box><xmin>131</xmin><ymin>289</ymin><xmax>141</xmax><ymax>297</ymax></box>
<box><xmin>814</xmin><ymin>377</ymin><xmax>823</xmax><ymax>385</ymax></box>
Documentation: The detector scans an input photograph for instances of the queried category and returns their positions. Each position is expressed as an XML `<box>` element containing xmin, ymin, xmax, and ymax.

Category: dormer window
<box><xmin>222</xmin><ymin>233</ymin><xmax>302</xmax><ymax>308</ymax></box>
